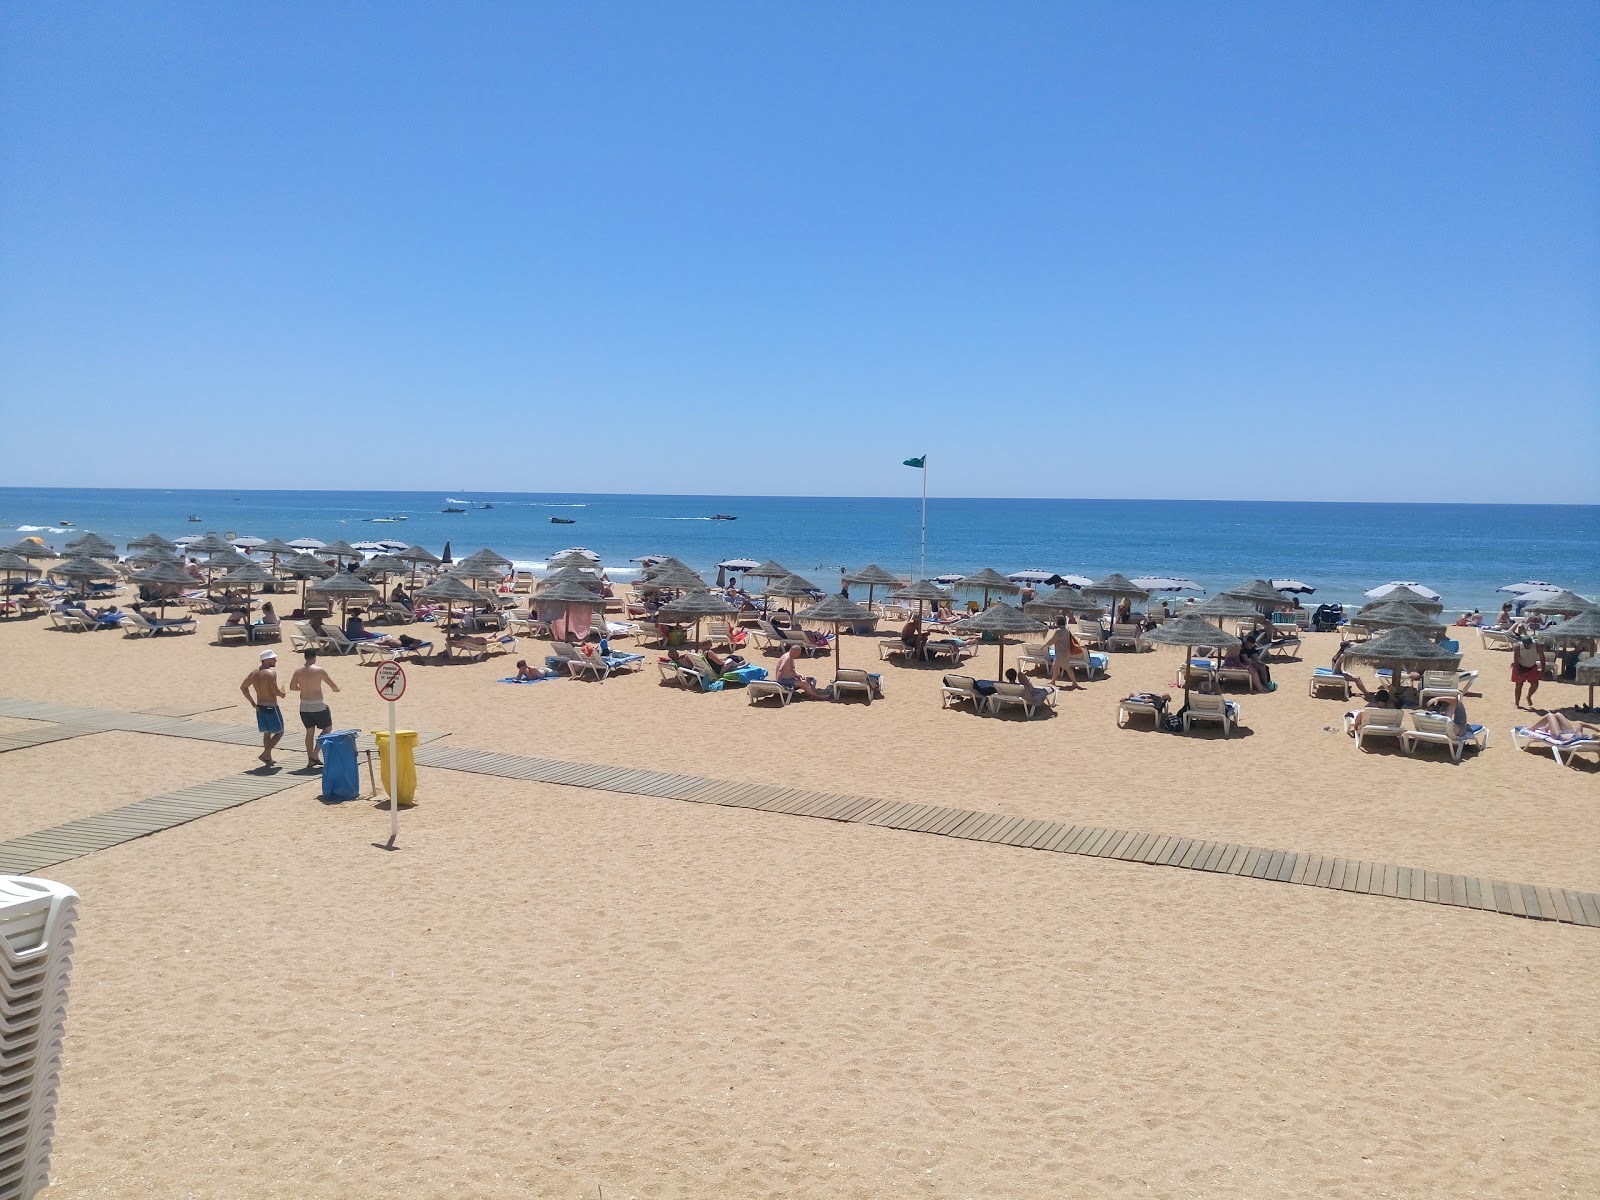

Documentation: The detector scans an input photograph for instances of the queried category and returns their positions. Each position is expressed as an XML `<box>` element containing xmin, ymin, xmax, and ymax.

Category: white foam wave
<box><xmin>14</xmin><ymin>525</ymin><xmax>70</xmax><ymax>533</ymax></box>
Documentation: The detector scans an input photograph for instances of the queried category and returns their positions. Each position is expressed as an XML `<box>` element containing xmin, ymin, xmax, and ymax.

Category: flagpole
<box><xmin>920</xmin><ymin>454</ymin><xmax>927</xmax><ymax>582</ymax></box>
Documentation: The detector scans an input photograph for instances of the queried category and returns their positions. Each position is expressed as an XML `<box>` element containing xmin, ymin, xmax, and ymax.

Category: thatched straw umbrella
<box><xmin>952</xmin><ymin>602</ymin><xmax>1047</xmax><ymax>678</ymax></box>
<box><xmin>639</xmin><ymin>560</ymin><xmax>708</xmax><ymax>593</ymax></box>
<box><xmin>218</xmin><ymin>562</ymin><xmax>276</xmax><ymax>625</ymax></box>
<box><xmin>538</xmin><ymin>565</ymin><xmax>604</xmax><ymax>592</ymax></box>
<box><xmin>1526</xmin><ymin>590</ymin><xmax>1598</xmax><ymax>618</ymax></box>
<box><xmin>462</xmin><ymin>547</ymin><xmax>514</xmax><ymax>570</ymax></box>
<box><xmin>1188</xmin><ymin>593</ymin><xmax>1269</xmax><ymax>628</ymax></box>
<box><xmin>956</xmin><ymin>567</ymin><xmax>1021</xmax><ymax>609</ymax></box>
<box><xmin>656</xmin><ymin>589</ymin><xmax>738</xmax><ymax>648</ymax></box>
<box><xmin>64</xmin><ymin>532</ymin><xmax>118</xmax><ymax>560</ymax></box>
<box><xmin>395</xmin><ymin>544</ymin><xmax>442</xmax><ymax>591</ymax></box>
<box><xmin>531</xmin><ymin>576</ymin><xmax>609</xmax><ymax>642</ymax></box>
<box><xmin>186</xmin><ymin>532</ymin><xmax>233</xmax><ymax>557</ymax></box>
<box><xmin>842</xmin><ymin>564</ymin><xmax>902</xmax><ymax>610</ymax></box>
<box><xmin>1085</xmin><ymin>573</ymin><xmax>1150</xmax><ymax>624</ymax></box>
<box><xmin>129</xmin><ymin>560</ymin><xmax>194</xmax><ymax>619</ymax></box>
<box><xmin>127</xmin><ymin>532</ymin><xmax>177</xmax><ymax>552</ymax></box>
<box><xmin>743</xmin><ymin>559</ymin><xmax>791</xmax><ymax>582</ymax></box>
<box><xmin>307</xmin><ymin>571</ymin><xmax>380</xmax><ymax>624</ymax></box>
<box><xmin>1538</xmin><ymin>609</ymin><xmax>1600</xmax><ymax>708</ymax></box>
<box><xmin>319</xmin><ymin>539</ymin><xmax>363</xmax><ymax>565</ymax></box>
<box><xmin>417</xmin><ymin>573</ymin><xmax>488</xmax><ymax>638</ymax></box>
<box><xmin>1364</xmin><ymin>583</ymin><xmax>1445</xmax><ymax>617</ymax></box>
<box><xmin>0</xmin><ymin>552</ymin><xmax>42</xmax><ymax>617</ymax></box>
<box><xmin>1144</xmin><ymin>614</ymin><xmax>1240</xmax><ymax>707</ymax></box>
<box><xmin>547</xmin><ymin>549</ymin><xmax>598</xmax><ymax>570</ymax></box>
<box><xmin>280</xmin><ymin>551</ymin><xmax>334</xmax><ymax>608</ymax></box>
<box><xmin>447</xmin><ymin>561</ymin><xmax>506</xmax><ymax>593</ymax></box>
<box><xmin>49</xmin><ymin>556</ymin><xmax>120</xmax><ymax>597</ymax></box>
<box><xmin>763</xmin><ymin>573</ymin><xmax>821</xmax><ymax>621</ymax></box>
<box><xmin>1024</xmin><ymin>587</ymin><xmax>1102</xmax><ymax>623</ymax></box>
<box><xmin>796</xmin><ymin>593</ymin><xmax>873</xmax><ymax>669</ymax></box>
<box><xmin>3</xmin><ymin>540</ymin><xmax>57</xmax><ymax>561</ymax></box>
<box><xmin>1341</xmin><ymin>627</ymin><xmax>1460</xmax><ymax>693</ymax></box>
<box><xmin>889</xmin><ymin>578</ymin><xmax>951</xmax><ymax>617</ymax></box>
<box><xmin>254</xmin><ymin>538</ymin><xmax>298</xmax><ymax>579</ymax></box>
<box><xmin>1352</xmin><ymin>601</ymin><xmax>1448</xmax><ymax>638</ymax></box>
<box><xmin>357</xmin><ymin>553</ymin><xmax>409</xmax><ymax>586</ymax></box>
<box><xmin>202</xmin><ymin>546</ymin><xmax>248</xmax><ymax>595</ymax></box>
<box><xmin>1220</xmin><ymin>579</ymin><xmax>1290</xmax><ymax>614</ymax></box>
<box><xmin>126</xmin><ymin>544</ymin><xmax>180</xmax><ymax>568</ymax></box>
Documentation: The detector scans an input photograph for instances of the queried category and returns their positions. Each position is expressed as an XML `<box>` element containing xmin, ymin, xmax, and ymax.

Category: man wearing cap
<box><xmin>240</xmin><ymin>649</ymin><xmax>287</xmax><ymax>766</ymax></box>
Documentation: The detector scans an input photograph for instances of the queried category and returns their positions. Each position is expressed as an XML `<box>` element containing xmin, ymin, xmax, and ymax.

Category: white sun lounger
<box><xmin>1182</xmin><ymin>693</ymin><xmax>1237</xmax><ymax>736</ymax></box>
<box><xmin>1344</xmin><ymin>707</ymin><xmax>1405</xmax><ymax>751</ymax></box>
<box><xmin>1510</xmin><ymin>725</ymin><xmax>1600</xmax><ymax>767</ymax></box>
<box><xmin>1402</xmin><ymin>711</ymin><xmax>1488</xmax><ymax>763</ymax></box>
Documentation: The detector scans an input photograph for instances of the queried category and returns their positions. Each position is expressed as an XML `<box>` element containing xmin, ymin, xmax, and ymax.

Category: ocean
<box><xmin>2</xmin><ymin>488</ymin><xmax>1596</xmax><ymax>612</ymax></box>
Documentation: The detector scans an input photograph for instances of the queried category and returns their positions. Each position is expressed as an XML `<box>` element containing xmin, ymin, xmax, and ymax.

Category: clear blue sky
<box><xmin>3</xmin><ymin>3</ymin><xmax>1596</xmax><ymax>502</ymax></box>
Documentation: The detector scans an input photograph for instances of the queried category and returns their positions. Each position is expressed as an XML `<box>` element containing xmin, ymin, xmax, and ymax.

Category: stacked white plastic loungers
<box><xmin>0</xmin><ymin>877</ymin><xmax>79</xmax><ymax>1200</ymax></box>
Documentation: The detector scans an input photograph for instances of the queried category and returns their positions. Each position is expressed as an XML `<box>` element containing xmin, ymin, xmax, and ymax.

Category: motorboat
<box><xmin>442</xmin><ymin>506</ymin><xmax>467</xmax><ymax>514</ymax></box>
<box><xmin>710</xmin><ymin>514</ymin><xmax>737</xmax><ymax>520</ymax></box>
<box><xmin>549</xmin><ymin>516</ymin><xmax>576</xmax><ymax>524</ymax></box>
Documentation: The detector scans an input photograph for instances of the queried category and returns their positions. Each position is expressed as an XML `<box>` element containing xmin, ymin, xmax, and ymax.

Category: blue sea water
<box><xmin>2</xmin><ymin>488</ymin><xmax>1596</xmax><ymax>612</ymax></box>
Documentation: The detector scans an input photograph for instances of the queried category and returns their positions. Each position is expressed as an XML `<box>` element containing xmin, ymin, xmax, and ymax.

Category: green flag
<box><xmin>902</xmin><ymin>456</ymin><xmax>925</xmax><ymax>469</ymax></box>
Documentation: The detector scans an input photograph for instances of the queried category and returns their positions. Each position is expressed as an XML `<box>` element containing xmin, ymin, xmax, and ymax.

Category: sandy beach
<box><xmin>2</xmin><ymin>605</ymin><xmax>1596</xmax><ymax>1197</ymax></box>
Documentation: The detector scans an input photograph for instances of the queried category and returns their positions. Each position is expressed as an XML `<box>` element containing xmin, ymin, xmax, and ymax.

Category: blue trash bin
<box><xmin>317</xmin><ymin>728</ymin><xmax>361</xmax><ymax>801</ymax></box>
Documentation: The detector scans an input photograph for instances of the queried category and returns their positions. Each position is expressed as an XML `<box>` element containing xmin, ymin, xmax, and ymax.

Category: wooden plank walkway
<box><xmin>0</xmin><ymin>768</ymin><xmax>312</xmax><ymax>875</ymax></box>
<box><xmin>1</xmin><ymin>695</ymin><xmax>1596</xmax><ymax>929</ymax></box>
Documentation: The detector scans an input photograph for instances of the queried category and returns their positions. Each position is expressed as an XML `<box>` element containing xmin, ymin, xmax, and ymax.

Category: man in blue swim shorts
<box><xmin>239</xmin><ymin>649</ymin><xmax>287</xmax><ymax>767</ymax></box>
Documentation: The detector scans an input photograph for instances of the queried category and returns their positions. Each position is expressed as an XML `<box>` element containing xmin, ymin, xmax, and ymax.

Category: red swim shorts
<box><xmin>1511</xmin><ymin>662</ymin><xmax>1540</xmax><ymax>684</ymax></box>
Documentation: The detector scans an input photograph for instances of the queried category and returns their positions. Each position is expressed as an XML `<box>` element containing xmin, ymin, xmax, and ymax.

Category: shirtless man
<box><xmin>776</xmin><ymin>645</ymin><xmax>831</xmax><ymax>699</ymax></box>
<box><xmin>1043</xmin><ymin>617</ymin><xmax>1083</xmax><ymax>689</ymax></box>
<box><xmin>239</xmin><ymin>649</ymin><xmax>287</xmax><ymax>766</ymax></box>
<box><xmin>289</xmin><ymin>650</ymin><xmax>341</xmax><ymax>766</ymax></box>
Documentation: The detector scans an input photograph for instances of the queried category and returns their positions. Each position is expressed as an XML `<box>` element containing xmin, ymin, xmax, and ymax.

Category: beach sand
<box><xmin>0</xmin><ymin>605</ymin><xmax>1595</xmax><ymax>1197</ymax></box>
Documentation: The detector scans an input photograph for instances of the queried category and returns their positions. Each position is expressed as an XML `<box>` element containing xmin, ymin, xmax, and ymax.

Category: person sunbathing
<box><xmin>900</xmin><ymin>615</ymin><xmax>930</xmax><ymax>655</ymax></box>
<box><xmin>513</xmin><ymin>659</ymin><xmax>554</xmax><ymax>681</ymax></box>
<box><xmin>1526</xmin><ymin>711</ymin><xmax>1600</xmax><ymax>740</ymax></box>
<box><xmin>1347</xmin><ymin>688</ymin><xmax>1394</xmax><ymax>735</ymax></box>
<box><xmin>1004</xmin><ymin>668</ymin><xmax>1053</xmax><ymax>701</ymax></box>
<box><xmin>775</xmin><ymin>646</ymin><xmax>831</xmax><ymax>698</ymax></box>
<box><xmin>704</xmin><ymin>649</ymin><xmax>746</xmax><ymax>674</ymax></box>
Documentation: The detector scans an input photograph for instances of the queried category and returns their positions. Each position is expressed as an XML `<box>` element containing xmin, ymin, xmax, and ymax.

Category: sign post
<box><xmin>372</xmin><ymin>661</ymin><xmax>407</xmax><ymax>847</ymax></box>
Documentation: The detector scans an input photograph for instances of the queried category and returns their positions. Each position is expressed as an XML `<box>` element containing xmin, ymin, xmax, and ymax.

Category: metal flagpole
<box><xmin>920</xmin><ymin>454</ymin><xmax>927</xmax><ymax>582</ymax></box>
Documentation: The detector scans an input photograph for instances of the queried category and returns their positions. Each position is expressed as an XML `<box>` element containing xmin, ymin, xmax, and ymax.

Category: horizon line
<box><xmin>2</xmin><ymin>485</ymin><xmax>1598</xmax><ymax>510</ymax></box>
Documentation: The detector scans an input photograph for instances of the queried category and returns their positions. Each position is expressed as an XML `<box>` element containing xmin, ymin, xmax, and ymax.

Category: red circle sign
<box><xmin>373</xmin><ymin>662</ymin><xmax>407</xmax><ymax>701</ymax></box>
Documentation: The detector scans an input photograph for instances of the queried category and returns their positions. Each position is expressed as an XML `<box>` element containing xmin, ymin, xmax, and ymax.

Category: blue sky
<box><xmin>2</xmin><ymin>3</ymin><xmax>1596</xmax><ymax>502</ymax></box>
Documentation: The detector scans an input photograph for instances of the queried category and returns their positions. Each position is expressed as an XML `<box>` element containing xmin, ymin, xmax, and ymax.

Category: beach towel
<box><xmin>498</xmin><ymin>676</ymin><xmax>551</xmax><ymax>684</ymax></box>
<box><xmin>725</xmin><ymin>665</ymin><xmax>768</xmax><ymax>685</ymax></box>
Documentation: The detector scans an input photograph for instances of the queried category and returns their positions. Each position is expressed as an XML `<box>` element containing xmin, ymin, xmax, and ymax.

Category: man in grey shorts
<box><xmin>289</xmin><ymin>650</ymin><xmax>341</xmax><ymax>766</ymax></box>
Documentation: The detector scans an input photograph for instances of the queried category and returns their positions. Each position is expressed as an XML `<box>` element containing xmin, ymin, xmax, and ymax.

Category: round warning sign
<box><xmin>373</xmin><ymin>661</ymin><xmax>407</xmax><ymax>701</ymax></box>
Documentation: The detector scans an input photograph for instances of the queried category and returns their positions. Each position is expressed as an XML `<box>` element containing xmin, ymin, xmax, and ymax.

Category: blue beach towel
<box><xmin>498</xmin><ymin>676</ymin><xmax>551</xmax><ymax>684</ymax></box>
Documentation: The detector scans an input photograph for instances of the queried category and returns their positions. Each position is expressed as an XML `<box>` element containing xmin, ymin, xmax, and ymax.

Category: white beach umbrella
<box><xmin>287</xmin><ymin>538</ymin><xmax>326</xmax><ymax>550</ymax></box>
<box><xmin>1364</xmin><ymin>581</ymin><xmax>1441</xmax><ymax>602</ymax></box>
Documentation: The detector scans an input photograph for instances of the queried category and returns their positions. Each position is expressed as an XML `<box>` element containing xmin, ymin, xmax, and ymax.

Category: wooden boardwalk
<box><xmin>1</xmin><ymin>695</ymin><xmax>1596</xmax><ymax>928</ymax></box>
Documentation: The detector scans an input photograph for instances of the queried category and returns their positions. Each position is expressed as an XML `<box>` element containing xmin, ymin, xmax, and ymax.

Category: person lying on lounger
<box><xmin>1346</xmin><ymin>688</ymin><xmax>1394</xmax><ymax>735</ymax></box>
<box><xmin>1525</xmin><ymin>711</ymin><xmax>1599</xmax><ymax>740</ymax></box>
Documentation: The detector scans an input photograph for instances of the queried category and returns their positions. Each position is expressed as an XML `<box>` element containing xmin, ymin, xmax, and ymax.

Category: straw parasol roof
<box><xmin>1526</xmin><ymin>590</ymin><xmax>1597</xmax><ymax>617</ymax></box>
<box><xmin>1220</xmin><ymin>579</ymin><xmax>1288</xmax><ymax>609</ymax></box>
<box><xmin>2</xmin><ymin>540</ymin><xmax>57</xmax><ymax>560</ymax></box>
<box><xmin>1144</xmin><ymin>614</ymin><xmax>1240</xmax><ymax>703</ymax></box>
<box><xmin>1024</xmin><ymin>587</ymin><xmax>1103</xmax><ymax>620</ymax></box>
<box><xmin>889</xmin><ymin>579</ymin><xmax>951</xmax><ymax>604</ymax></box>
<box><xmin>281</xmin><ymin>552</ymin><xmax>334</xmax><ymax>579</ymax></box>
<box><xmin>1085</xmin><ymin>573</ymin><xmax>1150</xmax><ymax>601</ymax></box>
<box><xmin>417</xmin><ymin>574</ymin><xmax>487</xmax><ymax>606</ymax></box>
<box><xmin>446</xmin><ymin>561</ymin><xmax>505</xmax><ymax>585</ymax></box>
<box><xmin>0</xmin><ymin>552</ymin><xmax>43</xmax><ymax>577</ymax></box>
<box><xmin>843</xmin><ymin>564</ymin><xmax>901</xmax><ymax>588</ymax></box>
<box><xmin>796</xmin><ymin>593</ymin><xmax>875</xmax><ymax>667</ymax></box>
<box><xmin>318</xmin><ymin>539</ymin><xmax>363</xmax><ymax>562</ymax></box>
<box><xmin>1188</xmin><ymin>594</ymin><xmax>1268</xmax><ymax>623</ymax></box>
<box><xmin>49</xmin><ymin>556</ymin><xmax>120</xmax><ymax>582</ymax></box>
<box><xmin>658</xmin><ymin>589</ymin><xmax>738</xmax><ymax>621</ymax></box>
<box><xmin>357</xmin><ymin>554</ymin><xmax>409</xmax><ymax>579</ymax></box>
<box><xmin>219</xmin><ymin>562</ymin><xmax>276</xmax><ymax>587</ymax></box>
<box><xmin>462</xmin><ymin>547</ymin><xmax>513</xmax><ymax>569</ymax></box>
<box><xmin>308</xmin><ymin>572</ymin><xmax>379</xmax><ymax>599</ymax></box>
<box><xmin>126</xmin><ymin>544</ymin><xmax>180</xmax><ymax>566</ymax></box>
<box><xmin>743</xmin><ymin>559</ymin><xmax>791</xmax><ymax>580</ymax></box>
<box><xmin>764</xmin><ymin>573</ymin><xmax>821</xmax><ymax>600</ymax></box>
<box><xmin>952</xmin><ymin>602</ymin><xmax>1047</xmax><ymax>677</ymax></box>
<box><xmin>547</xmin><ymin>550</ymin><xmax>598</xmax><ymax>570</ymax></box>
<box><xmin>538</xmin><ymin>566</ymin><xmax>604</xmax><ymax>592</ymax></box>
<box><xmin>397</xmin><ymin>544</ymin><xmax>442</xmax><ymax>565</ymax></box>
<box><xmin>129</xmin><ymin>561</ymin><xmax>193</xmax><ymax>587</ymax></box>
<box><xmin>639</xmin><ymin>561</ymin><xmax>708</xmax><ymax>592</ymax></box>
<box><xmin>65</xmin><ymin>532</ymin><xmax>118</xmax><ymax>558</ymax></box>
<box><xmin>1536</xmin><ymin>608</ymin><xmax>1600</xmax><ymax>646</ymax></box>
<box><xmin>534</xmin><ymin>578</ymin><xmax>610</xmax><ymax>606</ymax></box>
<box><xmin>957</xmin><ymin>568</ymin><xmax>1021</xmax><ymax>597</ymax></box>
<box><xmin>1367</xmin><ymin>583</ymin><xmax>1444</xmax><ymax>615</ymax></box>
<box><xmin>127</xmin><ymin>532</ymin><xmax>177</xmax><ymax>551</ymax></box>
<box><xmin>1352</xmin><ymin>601</ymin><xmax>1447</xmax><ymax>634</ymax></box>
<box><xmin>186</xmin><ymin>532</ymin><xmax>234</xmax><ymax>556</ymax></box>
<box><xmin>1341</xmin><ymin>627</ymin><xmax>1461</xmax><ymax>674</ymax></box>
<box><xmin>205</xmin><ymin>547</ymin><xmax>250</xmax><ymax>572</ymax></box>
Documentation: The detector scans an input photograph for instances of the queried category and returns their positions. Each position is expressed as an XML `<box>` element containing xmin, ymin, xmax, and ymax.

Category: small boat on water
<box><xmin>710</xmin><ymin>514</ymin><xmax>737</xmax><ymax>521</ymax></box>
<box><xmin>188</xmin><ymin>515</ymin><xmax>201</xmax><ymax>522</ymax></box>
<box><xmin>59</xmin><ymin>520</ymin><xmax>74</xmax><ymax>527</ymax></box>
<box><xmin>366</xmin><ymin>515</ymin><xmax>408</xmax><ymax>523</ymax></box>
<box><xmin>442</xmin><ymin>506</ymin><xmax>467</xmax><ymax>514</ymax></box>
<box><xmin>477</xmin><ymin>503</ymin><xmax>494</xmax><ymax>510</ymax></box>
<box><xmin>549</xmin><ymin>516</ymin><xmax>576</xmax><ymax>525</ymax></box>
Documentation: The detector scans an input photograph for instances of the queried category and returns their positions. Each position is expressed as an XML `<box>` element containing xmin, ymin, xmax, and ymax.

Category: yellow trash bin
<box><xmin>372</xmin><ymin>729</ymin><xmax>419</xmax><ymax>808</ymax></box>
